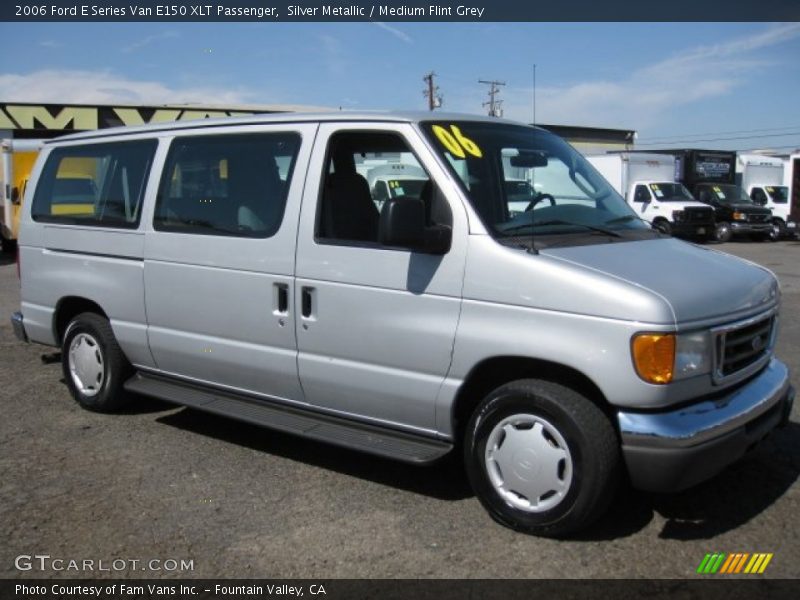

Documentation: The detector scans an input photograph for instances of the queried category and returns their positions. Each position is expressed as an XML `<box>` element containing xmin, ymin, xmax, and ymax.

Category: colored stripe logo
<box><xmin>697</xmin><ymin>553</ymin><xmax>773</xmax><ymax>574</ymax></box>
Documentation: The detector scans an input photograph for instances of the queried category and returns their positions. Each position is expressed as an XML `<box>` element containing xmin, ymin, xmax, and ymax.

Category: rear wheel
<box><xmin>464</xmin><ymin>379</ymin><xmax>620</xmax><ymax>537</ymax></box>
<box><xmin>61</xmin><ymin>312</ymin><xmax>133</xmax><ymax>412</ymax></box>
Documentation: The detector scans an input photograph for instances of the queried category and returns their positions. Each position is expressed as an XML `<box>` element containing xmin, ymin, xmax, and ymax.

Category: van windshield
<box><xmin>697</xmin><ymin>183</ymin><xmax>752</xmax><ymax>204</ymax></box>
<box><xmin>766</xmin><ymin>186</ymin><xmax>789</xmax><ymax>203</ymax></box>
<box><xmin>420</xmin><ymin>121</ymin><xmax>652</xmax><ymax>247</ymax></box>
<box><xmin>648</xmin><ymin>183</ymin><xmax>694</xmax><ymax>201</ymax></box>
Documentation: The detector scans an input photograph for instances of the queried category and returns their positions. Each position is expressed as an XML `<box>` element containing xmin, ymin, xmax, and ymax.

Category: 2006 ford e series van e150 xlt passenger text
<box><xmin>11</xmin><ymin>112</ymin><xmax>795</xmax><ymax>536</ymax></box>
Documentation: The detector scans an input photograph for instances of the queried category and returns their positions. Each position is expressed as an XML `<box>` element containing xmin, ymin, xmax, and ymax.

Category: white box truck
<box><xmin>785</xmin><ymin>153</ymin><xmax>800</xmax><ymax>238</ymax></box>
<box><xmin>587</xmin><ymin>153</ymin><xmax>715</xmax><ymax>240</ymax></box>
<box><xmin>1</xmin><ymin>139</ymin><xmax>45</xmax><ymax>253</ymax></box>
<box><xmin>737</xmin><ymin>153</ymin><xmax>791</xmax><ymax>237</ymax></box>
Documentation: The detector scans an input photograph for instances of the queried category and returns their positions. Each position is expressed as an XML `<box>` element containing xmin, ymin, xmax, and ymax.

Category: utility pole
<box><xmin>532</xmin><ymin>64</ymin><xmax>536</xmax><ymax>126</ymax></box>
<box><xmin>422</xmin><ymin>72</ymin><xmax>443</xmax><ymax>111</ymax></box>
<box><xmin>479</xmin><ymin>79</ymin><xmax>506</xmax><ymax>117</ymax></box>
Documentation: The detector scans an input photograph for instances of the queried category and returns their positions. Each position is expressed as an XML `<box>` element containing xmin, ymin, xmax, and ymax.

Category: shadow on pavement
<box><xmin>651</xmin><ymin>421</ymin><xmax>800</xmax><ymax>540</ymax></box>
<box><xmin>148</xmin><ymin>398</ymin><xmax>798</xmax><ymax>536</ymax></box>
<box><xmin>155</xmin><ymin>404</ymin><xmax>474</xmax><ymax>502</ymax></box>
<box><xmin>576</xmin><ymin>421</ymin><xmax>800</xmax><ymax>541</ymax></box>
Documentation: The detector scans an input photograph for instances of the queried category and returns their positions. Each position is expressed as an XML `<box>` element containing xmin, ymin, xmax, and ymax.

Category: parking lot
<box><xmin>1</xmin><ymin>240</ymin><xmax>799</xmax><ymax>579</ymax></box>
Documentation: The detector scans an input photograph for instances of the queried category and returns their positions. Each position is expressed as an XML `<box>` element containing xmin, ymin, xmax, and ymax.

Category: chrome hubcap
<box><xmin>68</xmin><ymin>333</ymin><xmax>105</xmax><ymax>397</ymax></box>
<box><xmin>484</xmin><ymin>414</ymin><xmax>573</xmax><ymax>513</ymax></box>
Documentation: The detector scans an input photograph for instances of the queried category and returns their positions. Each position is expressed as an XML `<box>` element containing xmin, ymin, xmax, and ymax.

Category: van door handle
<box><xmin>274</xmin><ymin>283</ymin><xmax>289</xmax><ymax>315</ymax></box>
<box><xmin>301</xmin><ymin>287</ymin><xmax>314</xmax><ymax>319</ymax></box>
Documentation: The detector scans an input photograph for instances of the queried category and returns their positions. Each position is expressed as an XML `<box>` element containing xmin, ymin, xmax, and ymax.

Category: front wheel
<box><xmin>653</xmin><ymin>219</ymin><xmax>671</xmax><ymax>236</ymax></box>
<box><xmin>464</xmin><ymin>379</ymin><xmax>620</xmax><ymax>537</ymax></box>
<box><xmin>61</xmin><ymin>312</ymin><xmax>133</xmax><ymax>412</ymax></box>
<box><xmin>714</xmin><ymin>222</ymin><xmax>732</xmax><ymax>243</ymax></box>
<box><xmin>0</xmin><ymin>232</ymin><xmax>16</xmax><ymax>254</ymax></box>
<box><xmin>768</xmin><ymin>220</ymin><xmax>783</xmax><ymax>242</ymax></box>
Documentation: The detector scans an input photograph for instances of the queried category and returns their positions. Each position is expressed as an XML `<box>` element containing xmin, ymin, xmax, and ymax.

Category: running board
<box><xmin>124</xmin><ymin>372</ymin><xmax>452</xmax><ymax>464</ymax></box>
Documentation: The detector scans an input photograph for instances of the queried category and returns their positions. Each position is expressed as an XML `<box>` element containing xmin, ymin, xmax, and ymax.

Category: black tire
<box><xmin>464</xmin><ymin>379</ymin><xmax>620</xmax><ymax>537</ymax></box>
<box><xmin>653</xmin><ymin>219</ymin><xmax>671</xmax><ymax>236</ymax></box>
<box><xmin>768</xmin><ymin>220</ymin><xmax>782</xmax><ymax>242</ymax></box>
<box><xmin>714</xmin><ymin>222</ymin><xmax>732</xmax><ymax>243</ymax></box>
<box><xmin>61</xmin><ymin>312</ymin><xmax>133</xmax><ymax>412</ymax></box>
<box><xmin>0</xmin><ymin>233</ymin><xmax>16</xmax><ymax>254</ymax></box>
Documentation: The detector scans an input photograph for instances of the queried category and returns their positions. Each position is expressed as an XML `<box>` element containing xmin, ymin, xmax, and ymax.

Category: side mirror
<box><xmin>10</xmin><ymin>186</ymin><xmax>20</xmax><ymax>205</ymax></box>
<box><xmin>379</xmin><ymin>198</ymin><xmax>451</xmax><ymax>255</ymax></box>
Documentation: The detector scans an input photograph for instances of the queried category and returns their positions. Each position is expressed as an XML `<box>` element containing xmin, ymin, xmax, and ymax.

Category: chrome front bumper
<box><xmin>730</xmin><ymin>221</ymin><xmax>772</xmax><ymax>234</ymax></box>
<box><xmin>618</xmin><ymin>359</ymin><xmax>793</xmax><ymax>491</ymax></box>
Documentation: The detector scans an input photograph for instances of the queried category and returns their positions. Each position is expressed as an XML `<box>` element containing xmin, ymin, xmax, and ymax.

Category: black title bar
<box><xmin>4</xmin><ymin>579</ymin><xmax>800</xmax><ymax>600</ymax></box>
<box><xmin>3</xmin><ymin>0</ymin><xmax>800</xmax><ymax>22</ymax></box>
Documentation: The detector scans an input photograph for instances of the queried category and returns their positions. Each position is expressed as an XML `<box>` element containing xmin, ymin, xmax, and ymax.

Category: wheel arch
<box><xmin>451</xmin><ymin>355</ymin><xmax>614</xmax><ymax>446</ymax></box>
<box><xmin>53</xmin><ymin>296</ymin><xmax>109</xmax><ymax>344</ymax></box>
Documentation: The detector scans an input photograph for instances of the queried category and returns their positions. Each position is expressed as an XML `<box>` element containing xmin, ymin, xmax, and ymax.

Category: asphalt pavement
<box><xmin>1</xmin><ymin>240</ymin><xmax>798</xmax><ymax>579</ymax></box>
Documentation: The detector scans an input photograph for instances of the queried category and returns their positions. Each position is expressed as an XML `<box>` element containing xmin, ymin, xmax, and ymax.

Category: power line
<box><xmin>479</xmin><ymin>79</ymin><xmax>505</xmax><ymax>117</ymax></box>
<box><xmin>740</xmin><ymin>144</ymin><xmax>800</xmax><ymax>152</ymax></box>
<box><xmin>638</xmin><ymin>124</ymin><xmax>800</xmax><ymax>143</ymax></box>
<box><xmin>637</xmin><ymin>130</ymin><xmax>800</xmax><ymax>146</ymax></box>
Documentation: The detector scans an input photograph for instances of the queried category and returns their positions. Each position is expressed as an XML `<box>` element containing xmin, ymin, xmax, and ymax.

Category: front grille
<box><xmin>685</xmin><ymin>207</ymin><xmax>714</xmax><ymax>223</ymax></box>
<box><xmin>747</xmin><ymin>213</ymin><xmax>770</xmax><ymax>224</ymax></box>
<box><xmin>714</xmin><ymin>313</ymin><xmax>775</xmax><ymax>382</ymax></box>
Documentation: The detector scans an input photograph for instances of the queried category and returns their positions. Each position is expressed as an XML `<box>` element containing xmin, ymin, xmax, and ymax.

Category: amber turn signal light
<box><xmin>632</xmin><ymin>333</ymin><xmax>676</xmax><ymax>384</ymax></box>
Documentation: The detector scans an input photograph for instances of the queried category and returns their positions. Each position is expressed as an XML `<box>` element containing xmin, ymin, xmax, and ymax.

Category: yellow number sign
<box><xmin>432</xmin><ymin>125</ymin><xmax>482</xmax><ymax>158</ymax></box>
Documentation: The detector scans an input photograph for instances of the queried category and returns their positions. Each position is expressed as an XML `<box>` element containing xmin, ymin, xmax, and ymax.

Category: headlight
<box><xmin>632</xmin><ymin>331</ymin><xmax>711</xmax><ymax>385</ymax></box>
<box><xmin>674</xmin><ymin>331</ymin><xmax>712</xmax><ymax>379</ymax></box>
<box><xmin>672</xmin><ymin>210</ymin><xmax>685</xmax><ymax>222</ymax></box>
<box><xmin>733</xmin><ymin>212</ymin><xmax>747</xmax><ymax>221</ymax></box>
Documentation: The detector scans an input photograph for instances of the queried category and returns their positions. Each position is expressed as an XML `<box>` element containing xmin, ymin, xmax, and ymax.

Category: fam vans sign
<box><xmin>0</xmin><ymin>103</ymin><xmax>269</xmax><ymax>133</ymax></box>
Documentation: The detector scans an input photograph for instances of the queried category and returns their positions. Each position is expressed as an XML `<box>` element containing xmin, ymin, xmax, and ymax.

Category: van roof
<box><xmin>45</xmin><ymin>111</ymin><xmax>533</xmax><ymax>143</ymax></box>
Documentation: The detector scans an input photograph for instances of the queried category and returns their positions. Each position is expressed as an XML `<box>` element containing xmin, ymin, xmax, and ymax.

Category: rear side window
<box><xmin>154</xmin><ymin>133</ymin><xmax>300</xmax><ymax>238</ymax></box>
<box><xmin>32</xmin><ymin>140</ymin><xmax>156</xmax><ymax>228</ymax></box>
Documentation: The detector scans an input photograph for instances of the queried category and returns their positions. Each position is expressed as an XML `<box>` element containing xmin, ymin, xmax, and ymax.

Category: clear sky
<box><xmin>2</xmin><ymin>21</ymin><xmax>800</xmax><ymax>152</ymax></box>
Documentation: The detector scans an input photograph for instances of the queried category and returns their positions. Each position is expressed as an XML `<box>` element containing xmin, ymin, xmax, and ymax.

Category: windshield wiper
<box><xmin>500</xmin><ymin>219</ymin><xmax>622</xmax><ymax>238</ymax></box>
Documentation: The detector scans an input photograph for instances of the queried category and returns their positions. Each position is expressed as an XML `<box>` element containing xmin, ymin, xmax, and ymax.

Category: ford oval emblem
<box><xmin>752</xmin><ymin>336</ymin><xmax>765</xmax><ymax>352</ymax></box>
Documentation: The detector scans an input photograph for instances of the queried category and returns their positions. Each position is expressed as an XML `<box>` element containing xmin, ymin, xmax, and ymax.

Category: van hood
<box><xmin>543</xmin><ymin>238</ymin><xmax>778</xmax><ymax>325</ymax></box>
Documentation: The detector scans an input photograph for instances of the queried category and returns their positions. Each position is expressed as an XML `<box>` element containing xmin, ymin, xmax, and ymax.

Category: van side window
<box><xmin>154</xmin><ymin>133</ymin><xmax>300</xmax><ymax>238</ymax></box>
<box><xmin>317</xmin><ymin>132</ymin><xmax>441</xmax><ymax>244</ymax></box>
<box><xmin>31</xmin><ymin>140</ymin><xmax>156</xmax><ymax>228</ymax></box>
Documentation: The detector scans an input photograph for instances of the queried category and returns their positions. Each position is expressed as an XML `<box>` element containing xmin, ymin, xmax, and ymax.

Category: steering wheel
<box><xmin>525</xmin><ymin>193</ymin><xmax>556</xmax><ymax>212</ymax></box>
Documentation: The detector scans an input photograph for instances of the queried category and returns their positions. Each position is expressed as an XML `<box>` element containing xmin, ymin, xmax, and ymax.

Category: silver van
<box><xmin>11</xmin><ymin>113</ymin><xmax>794</xmax><ymax>536</ymax></box>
